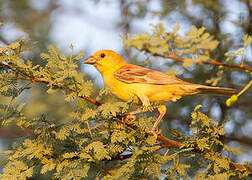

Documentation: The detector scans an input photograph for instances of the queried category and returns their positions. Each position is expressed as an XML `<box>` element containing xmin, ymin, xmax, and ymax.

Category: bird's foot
<box><xmin>148</xmin><ymin>129</ymin><xmax>161</xmax><ymax>139</ymax></box>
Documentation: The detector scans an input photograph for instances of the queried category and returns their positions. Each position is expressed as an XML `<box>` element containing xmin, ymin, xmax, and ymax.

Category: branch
<box><xmin>120</xmin><ymin>0</ymin><xmax>131</xmax><ymax>58</ymax></box>
<box><xmin>115</xmin><ymin>115</ymin><xmax>251</xmax><ymax>173</ymax></box>
<box><xmin>0</xmin><ymin>62</ymin><xmax>101</xmax><ymax>106</ymax></box>
<box><xmin>0</xmin><ymin>128</ymin><xmax>34</xmax><ymax>138</ymax></box>
<box><xmin>143</xmin><ymin>49</ymin><xmax>252</xmax><ymax>72</ymax></box>
<box><xmin>245</xmin><ymin>0</ymin><xmax>252</xmax><ymax>35</ymax></box>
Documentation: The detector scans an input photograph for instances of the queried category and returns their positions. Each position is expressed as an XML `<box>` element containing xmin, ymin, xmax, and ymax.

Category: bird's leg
<box><xmin>123</xmin><ymin>94</ymin><xmax>150</xmax><ymax>123</ymax></box>
<box><xmin>149</xmin><ymin>105</ymin><xmax>166</xmax><ymax>138</ymax></box>
<box><xmin>124</xmin><ymin>109</ymin><xmax>142</xmax><ymax>121</ymax></box>
<box><xmin>127</xmin><ymin>109</ymin><xmax>144</xmax><ymax>116</ymax></box>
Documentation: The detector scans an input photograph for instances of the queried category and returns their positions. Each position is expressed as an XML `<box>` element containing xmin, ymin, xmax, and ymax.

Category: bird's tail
<box><xmin>197</xmin><ymin>85</ymin><xmax>237</xmax><ymax>96</ymax></box>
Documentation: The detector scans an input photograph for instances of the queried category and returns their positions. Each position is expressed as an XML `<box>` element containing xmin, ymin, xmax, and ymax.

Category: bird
<box><xmin>84</xmin><ymin>50</ymin><xmax>237</xmax><ymax>136</ymax></box>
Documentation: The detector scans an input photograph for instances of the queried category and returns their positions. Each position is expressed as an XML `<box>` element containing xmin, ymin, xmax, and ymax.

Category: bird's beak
<box><xmin>84</xmin><ymin>56</ymin><xmax>97</xmax><ymax>65</ymax></box>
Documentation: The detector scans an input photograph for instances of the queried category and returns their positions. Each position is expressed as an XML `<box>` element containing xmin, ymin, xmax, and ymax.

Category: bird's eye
<box><xmin>100</xmin><ymin>53</ymin><xmax>105</xmax><ymax>58</ymax></box>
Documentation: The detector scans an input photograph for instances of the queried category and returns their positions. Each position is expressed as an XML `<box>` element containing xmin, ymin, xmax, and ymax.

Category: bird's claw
<box><xmin>149</xmin><ymin>130</ymin><xmax>157</xmax><ymax>139</ymax></box>
<box><xmin>148</xmin><ymin>129</ymin><xmax>161</xmax><ymax>139</ymax></box>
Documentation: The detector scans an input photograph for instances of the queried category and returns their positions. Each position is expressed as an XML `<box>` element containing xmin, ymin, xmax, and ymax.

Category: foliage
<box><xmin>0</xmin><ymin>22</ymin><xmax>251</xmax><ymax>179</ymax></box>
<box><xmin>124</xmin><ymin>24</ymin><xmax>219</xmax><ymax>67</ymax></box>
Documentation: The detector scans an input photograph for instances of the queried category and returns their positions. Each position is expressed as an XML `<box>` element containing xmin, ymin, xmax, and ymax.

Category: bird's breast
<box><xmin>102</xmin><ymin>72</ymin><xmax>140</xmax><ymax>103</ymax></box>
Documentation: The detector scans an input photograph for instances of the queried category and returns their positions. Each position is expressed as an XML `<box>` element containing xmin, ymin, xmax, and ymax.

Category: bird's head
<box><xmin>84</xmin><ymin>50</ymin><xmax>126</xmax><ymax>73</ymax></box>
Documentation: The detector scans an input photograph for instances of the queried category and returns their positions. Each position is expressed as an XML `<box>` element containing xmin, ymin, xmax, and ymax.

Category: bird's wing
<box><xmin>114</xmin><ymin>64</ymin><xmax>192</xmax><ymax>85</ymax></box>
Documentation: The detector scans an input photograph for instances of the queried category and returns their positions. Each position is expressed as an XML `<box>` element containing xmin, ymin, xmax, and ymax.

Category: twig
<box><xmin>97</xmin><ymin>163</ymin><xmax>111</xmax><ymax>176</ymax></box>
<box><xmin>115</xmin><ymin>114</ymin><xmax>251</xmax><ymax>173</ymax></box>
<box><xmin>143</xmin><ymin>49</ymin><xmax>252</xmax><ymax>72</ymax></box>
<box><xmin>0</xmin><ymin>62</ymin><xmax>101</xmax><ymax>106</ymax></box>
<box><xmin>0</xmin><ymin>128</ymin><xmax>34</xmax><ymax>138</ymax></box>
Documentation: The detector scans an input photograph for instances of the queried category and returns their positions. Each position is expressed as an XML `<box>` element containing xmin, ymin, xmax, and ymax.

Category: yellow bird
<box><xmin>84</xmin><ymin>50</ymin><xmax>237</xmax><ymax>135</ymax></box>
